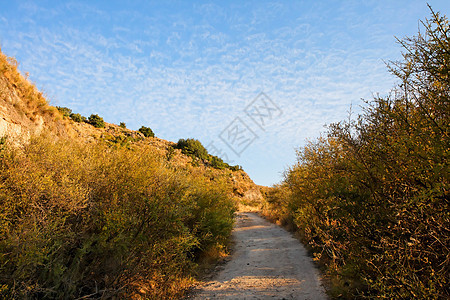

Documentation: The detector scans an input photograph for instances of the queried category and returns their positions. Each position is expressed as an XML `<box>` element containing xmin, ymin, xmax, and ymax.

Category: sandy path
<box><xmin>190</xmin><ymin>212</ymin><xmax>328</xmax><ymax>299</ymax></box>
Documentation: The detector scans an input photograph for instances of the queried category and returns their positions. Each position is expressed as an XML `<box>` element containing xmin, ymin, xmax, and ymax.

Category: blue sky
<box><xmin>1</xmin><ymin>1</ymin><xmax>448</xmax><ymax>186</ymax></box>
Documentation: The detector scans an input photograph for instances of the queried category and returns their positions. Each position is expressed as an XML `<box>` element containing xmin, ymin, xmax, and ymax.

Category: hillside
<box><xmin>0</xmin><ymin>55</ymin><xmax>61</xmax><ymax>145</ymax></box>
<box><xmin>0</xmin><ymin>49</ymin><xmax>262</xmax><ymax>299</ymax></box>
<box><xmin>0</xmin><ymin>49</ymin><xmax>262</xmax><ymax>209</ymax></box>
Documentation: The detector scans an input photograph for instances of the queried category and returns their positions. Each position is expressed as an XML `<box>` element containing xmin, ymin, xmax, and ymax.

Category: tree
<box><xmin>388</xmin><ymin>6</ymin><xmax>449</xmax><ymax>138</ymax></box>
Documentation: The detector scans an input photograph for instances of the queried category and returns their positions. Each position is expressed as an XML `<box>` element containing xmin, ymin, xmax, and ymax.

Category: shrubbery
<box><xmin>56</xmin><ymin>106</ymin><xmax>72</xmax><ymax>117</ymax></box>
<box><xmin>88</xmin><ymin>114</ymin><xmax>105</xmax><ymax>128</ymax></box>
<box><xmin>209</xmin><ymin>155</ymin><xmax>227</xmax><ymax>169</ymax></box>
<box><xmin>0</xmin><ymin>134</ymin><xmax>235</xmax><ymax>298</ymax></box>
<box><xmin>69</xmin><ymin>113</ymin><xmax>86</xmax><ymax>123</ymax></box>
<box><xmin>263</xmin><ymin>10</ymin><xmax>449</xmax><ymax>299</ymax></box>
<box><xmin>0</xmin><ymin>48</ymin><xmax>236</xmax><ymax>298</ymax></box>
<box><xmin>138</xmin><ymin>125</ymin><xmax>154</xmax><ymax>137</ymax></box>
<box><xmin>228</xmin><ymin>164</ymin><xmax>243</xmax><ymax>171</ymax></box>
<box><xmin>57</xmin><ymin>107</ymin><xmax>89</xmax><ymax>124</ymax></box>
<box><xmin>56</xmin><ymin>108</ymin><xmax>88</xmax><ymax>123</ymax></box>
<box><xmin>176</xmin><ymin>138</ymin><xmax>242</xmax><ymax>171</ymax></box>
<box><xmin>176</xmin><ymin>138</ymin><xmax>208</xmax><ymax>160</ymax></box>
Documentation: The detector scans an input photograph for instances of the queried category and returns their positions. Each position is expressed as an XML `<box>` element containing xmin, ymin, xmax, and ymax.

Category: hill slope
<box><xmin>0</xmin><ymin>49</ymin><xmax>262</xmax><ymax>299</ymax></box>
<box><xmin>0</xmin><ymin>49</ymin><xmax>262</xmax><ymax>208</ymax></box>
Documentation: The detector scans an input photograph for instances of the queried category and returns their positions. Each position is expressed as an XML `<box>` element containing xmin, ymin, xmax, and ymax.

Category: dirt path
<box><xmin>190</xmin><ymin>212</ymin><xmax>328</xmax><ymax>299</ymax></box>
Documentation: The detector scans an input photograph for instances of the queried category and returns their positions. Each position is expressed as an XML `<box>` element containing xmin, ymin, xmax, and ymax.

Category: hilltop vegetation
<box><xmin>262</xmin><ymin>10</ymin><xmax>449</xmax><ymax>299</ymax></box>
<box><xmin>0</xmin><ymin>48</ymin><xmax>261</xmax><ymax>298</ymax></box>
<box><xmin>175</xmin><ymin>138</ymin><xmax>242</xmax><ymax>171</ymax></box>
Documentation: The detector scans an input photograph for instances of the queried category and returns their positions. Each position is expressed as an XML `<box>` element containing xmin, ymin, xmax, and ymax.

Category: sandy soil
<box><xmin>190</xmin><ymin>212</ymin><xmax>328</xmax><ymax>299</ymax></box>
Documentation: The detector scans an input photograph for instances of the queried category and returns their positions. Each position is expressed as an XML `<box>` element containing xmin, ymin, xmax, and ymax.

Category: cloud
<box><xmin>1</xmin><ymin>0</ymin><xmax>444</xmax><ymax>185</ymax></box>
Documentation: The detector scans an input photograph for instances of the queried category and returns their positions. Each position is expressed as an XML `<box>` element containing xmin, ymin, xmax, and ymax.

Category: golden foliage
<box><xmin>262</xmin><ymin>9</ymin><xmax>449</xmax><ymax>299</ymax></box>
<box><xmin>0</xmin><ymin>133</ymin><xmax>235</xmax><ymax>298</ymax></box>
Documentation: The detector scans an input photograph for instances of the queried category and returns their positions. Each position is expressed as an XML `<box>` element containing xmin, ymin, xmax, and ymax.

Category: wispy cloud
<box><xmin>1</xmin><ymin>0</ymin><xmax>447</xmax><ymax>185</ymax></box>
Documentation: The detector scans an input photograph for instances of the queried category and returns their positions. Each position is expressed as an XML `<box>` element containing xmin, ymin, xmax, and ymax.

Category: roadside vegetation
<box><xmin>2</xmin><ymin>7</ymin><xmax>447</xmax><ymax>300</ymax></box>
<box><xmin>0</xmin><ymin>50</ymin><xmax>237</xmax><ymax>299</ymax></box>
<box><xmin>262</xmin><ymin>10</ymin><xmax>449</xmax><ymax>299</ymax></box>
<box><xmin>0</xmin><ymin>134</ymin><xmax>235</xmax><ymax>299</ymax></box>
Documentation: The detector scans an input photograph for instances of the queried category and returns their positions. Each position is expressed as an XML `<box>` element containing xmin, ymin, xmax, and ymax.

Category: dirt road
<box><xmin>191</xmin><ymin>212</ymin><xmax>328</xmax><ymax>299</ymax></box>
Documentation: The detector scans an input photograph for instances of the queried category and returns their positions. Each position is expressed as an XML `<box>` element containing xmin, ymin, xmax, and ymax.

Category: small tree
<box><xmin>119</xmin><ymin>122</ymin><xmax>126</xmax><ymax>128</ymax></box>
<box><xmin>138</xmin><ymin>126</ymin><xmax>155</xmax><ymax>138</ymax></box>
<box><xmin>88</xmin><ymin>114</ymin><xmax>105</xmax><ymax>128</ymax></box>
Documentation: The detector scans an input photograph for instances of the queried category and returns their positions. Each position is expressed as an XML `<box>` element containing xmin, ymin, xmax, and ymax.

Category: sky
<box><xmin>0</xmin><ymin>1</ymin><xmax>448</xmax><ymax>186</ymax></box>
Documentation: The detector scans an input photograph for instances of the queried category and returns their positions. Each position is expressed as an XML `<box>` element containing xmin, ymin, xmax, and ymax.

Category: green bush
<box><xmin>207</xmin><ymin>155</ymin><xmax>242</xmax><ymax>171</ymax></box>
<box><xmin>119</xmin><ymin>122</ymin><xmax>126</xmax><ymax>128</ymax></box>
<box><xmin>69</xmin><ymin>113</ymin><xmax>86</xmax><ymax>123</ymax></box>
<box><xmin>175</xmin><ymin>139</ymin><xmax>243</xmax><ymax>171</ymax></box>
<box><xmin>56</xmin><ymin>106</ymin><xmax>72</xmax><ymax>117</ymax></box>
<box><xmin>176</xmin><ymin>138</ymin><xmax>208</xmax><ymax>160</ymax></box>
<box><xmin>210</xmin><ymin>156</ymin><xmax>242</xmax><ymax>171</ymax></box>
<box><xmin>228</xmin><ymin>164</ymin><xmax>242</xmax><ymax>171</ymax></box>
<box><xmin>88</xmin><ymin>114</ymin><xmax>105</xmax><ymax>128</ymax></box>
<box><xmin>138</xmin><ymin>126</ymin><xmax>154</xmax><ymax>137</ymax></box>
<box><xmin>209</xmin><ymin>155</ymin><xmax>227</xmax><ymax>169</ymax></box>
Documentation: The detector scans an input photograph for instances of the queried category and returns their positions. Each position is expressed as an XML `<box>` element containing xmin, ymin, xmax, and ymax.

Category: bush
<box><xmin>88</xmin><ymin>114</ymin><xmax>105</xmax><ymax>128</ymax></box>
<box><xmin>207</xmin><ymin>155</ymin><xmax>242</xmax><ymax>171</ymax></box>
<box><xmin>175</xmin><ymin>139</ymin><xmax>243</xmax><ymax>171</ymax></box>
<box><xmin>119</xmin><ymin>122</ymin><xmax>126</xmax><ymax>128</ymax></box>
<box><xmin>166</xmin><ymin>146</ymin><xmax>176</xmax><ymax>161</ymax></box>
<box><xmin>138</xmin><ymin>126</ymin><xmax>154</xmax><ymax>137</ymax></box>
<box><xmin>229</xmin><ymin>164</ymin><xmax>243</xmax><ymax>171</ymax></box>
<box><xmin>56</xmin><ymin>106</ymin><xmax>72</xmax><ymax>117</ymax></box>
<box><xmin>176</xmin><ymin>138</ymin><xmax>208</xmax><ymax>161</ymax></box>
<box><xmin>0</xmin><ymin>134</ymin><xmax>235</xmax><ymax>299</ymax></box>
<box><xmin>209</xmin><ymin>155</ymin><xmax>227</xmax><ymax>169</ymax></box>
<box><xmin>69</xmin><ymin>113</ymin><xmax>86</xmax><ymax>123</ymax></box>
<box><xmin>263</xmin><ymin>9</ymin><xmax>449</xmax><ymax>299</ymax></box>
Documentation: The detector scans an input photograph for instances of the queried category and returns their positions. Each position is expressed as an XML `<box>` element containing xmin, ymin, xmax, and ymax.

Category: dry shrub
<box><xmin>0</xmin><ymin>133</ymin><xmax>235</xmax><ymax>299</ymax></box>
<box><xmin>263</xmin><ymin>10</ymin><xmax>449</xmax><ymax>299</ymax></box>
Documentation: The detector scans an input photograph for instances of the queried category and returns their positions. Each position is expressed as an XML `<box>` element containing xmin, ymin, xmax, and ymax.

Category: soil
<box><xmin>189</xmin><ymin>212</ymin><xmax>328</xmax><ymax>299</ymax></box>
